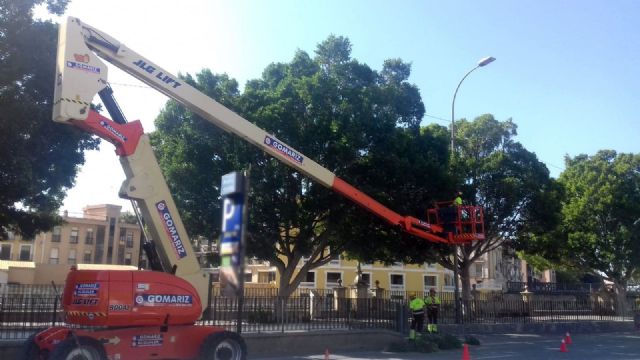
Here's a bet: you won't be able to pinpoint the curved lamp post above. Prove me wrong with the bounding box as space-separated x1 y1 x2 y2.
451 56 495 151
450 56 495 324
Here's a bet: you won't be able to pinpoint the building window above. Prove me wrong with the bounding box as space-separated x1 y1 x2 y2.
125 231 134 248
0 244 11 260
389 274 405 291
475 263 484 278
328 254 341 266
359 272 372 288
83 250 92 263
49 248 59 264
69 228 79 244
139 256 148 270
52 226 61 242
258 271 276 283
300 271 315 288
326 272 342 288
68 249 77 265
244 272 253 283
19 245 31 261
124 252 132 265
424 275 438 291
107 218 116 263
211 271 220 283
444 273 455 288
85 228 94 245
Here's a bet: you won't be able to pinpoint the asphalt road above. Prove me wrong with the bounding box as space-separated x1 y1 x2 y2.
253 332 640 360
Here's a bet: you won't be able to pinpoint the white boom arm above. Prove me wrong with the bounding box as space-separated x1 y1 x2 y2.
53 17 451 302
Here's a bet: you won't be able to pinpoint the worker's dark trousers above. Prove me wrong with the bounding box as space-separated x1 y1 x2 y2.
411 313 425 333
427 309 438 332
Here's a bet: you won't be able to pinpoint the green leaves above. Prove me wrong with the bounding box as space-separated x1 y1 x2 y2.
557 150 640 283
0 0 98 237
152 36 451 295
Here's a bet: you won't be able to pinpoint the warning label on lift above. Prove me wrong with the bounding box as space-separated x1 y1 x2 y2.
74 283 100 297
131 334 163 347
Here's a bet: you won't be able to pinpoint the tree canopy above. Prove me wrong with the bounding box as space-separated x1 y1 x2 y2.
0 0 99 238
152 36 452 296
442 114 558 299
557 151 640 288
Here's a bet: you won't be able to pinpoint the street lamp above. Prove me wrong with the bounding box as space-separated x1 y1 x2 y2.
450 56 495 324
451 56 495 151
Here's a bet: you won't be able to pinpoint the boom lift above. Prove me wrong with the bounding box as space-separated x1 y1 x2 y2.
27 17 484 360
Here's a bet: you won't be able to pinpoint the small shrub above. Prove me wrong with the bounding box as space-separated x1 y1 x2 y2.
465 335 481 346
434 334 462 350
415 337 439 353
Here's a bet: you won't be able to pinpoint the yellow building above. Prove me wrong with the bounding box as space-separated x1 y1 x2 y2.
235 252 456 296
292 256 455 295
240 251 513 296
0 204 144 284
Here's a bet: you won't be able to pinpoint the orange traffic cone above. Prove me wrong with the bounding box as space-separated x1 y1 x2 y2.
565 332 572 345
559 339 568 352
461 343 471 360
324 348 330 360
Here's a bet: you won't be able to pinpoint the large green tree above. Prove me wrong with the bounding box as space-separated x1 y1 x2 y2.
556 151 640 304
0 0 99 238
152 36 452 297
442 115 558 300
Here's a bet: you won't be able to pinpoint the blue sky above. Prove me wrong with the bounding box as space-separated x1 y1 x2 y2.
38 0 639 213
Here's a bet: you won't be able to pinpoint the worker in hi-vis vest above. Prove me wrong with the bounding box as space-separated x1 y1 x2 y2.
425 288 441 333
409 293 425 340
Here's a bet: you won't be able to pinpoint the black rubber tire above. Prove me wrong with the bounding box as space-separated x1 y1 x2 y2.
48 336 107 360
20 334 42 360
198 331 247 360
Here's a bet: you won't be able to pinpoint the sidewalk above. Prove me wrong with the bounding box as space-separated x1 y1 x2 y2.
253 332 640 360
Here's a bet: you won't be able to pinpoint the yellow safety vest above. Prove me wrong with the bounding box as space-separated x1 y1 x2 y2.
410 298 425 315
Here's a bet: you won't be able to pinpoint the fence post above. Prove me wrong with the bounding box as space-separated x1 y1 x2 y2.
52 296 58 327
281 297 285 333
394 302 408 334
347 298 351 330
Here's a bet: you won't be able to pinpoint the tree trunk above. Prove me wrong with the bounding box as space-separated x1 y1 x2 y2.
460 260 472 302
612 280 628 316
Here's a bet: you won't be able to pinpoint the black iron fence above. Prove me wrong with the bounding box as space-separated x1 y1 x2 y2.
1 286 638 340
506 281 593 294
201 296 403 333
437 298 636 325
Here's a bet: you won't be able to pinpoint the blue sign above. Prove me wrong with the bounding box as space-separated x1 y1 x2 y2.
264 136 304 164
220 172 247 295
132 334 163 347
66 61 101 74
74 283 100 297
155 201 188 259
134 294 192 306
221 197 243 267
